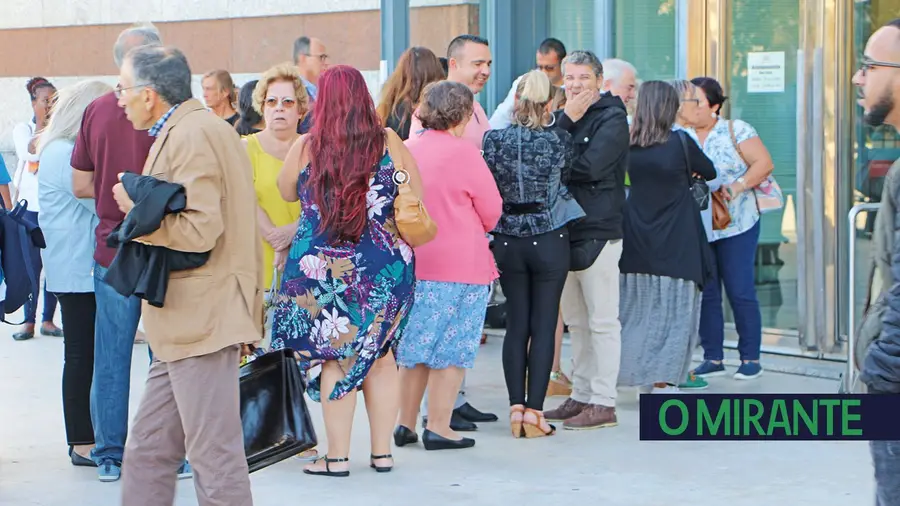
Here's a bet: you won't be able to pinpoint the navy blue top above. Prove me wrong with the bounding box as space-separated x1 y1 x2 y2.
483 125 584 237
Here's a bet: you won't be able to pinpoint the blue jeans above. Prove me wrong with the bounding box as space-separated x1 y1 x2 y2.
24 280 58 324
90 263 142 464
698 221 762 361
871 441 900 505
22 210 58 324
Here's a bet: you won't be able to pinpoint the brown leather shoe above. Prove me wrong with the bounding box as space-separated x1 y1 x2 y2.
542 398 587 422
563 404 618 431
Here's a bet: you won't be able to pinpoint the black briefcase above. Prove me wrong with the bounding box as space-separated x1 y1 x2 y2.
240 348 318 473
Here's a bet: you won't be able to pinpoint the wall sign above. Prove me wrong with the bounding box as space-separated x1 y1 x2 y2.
747 51 786 93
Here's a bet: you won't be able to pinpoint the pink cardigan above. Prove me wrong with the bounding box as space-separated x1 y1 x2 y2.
404 129 502 285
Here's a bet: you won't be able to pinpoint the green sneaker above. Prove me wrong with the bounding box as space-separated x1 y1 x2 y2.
678 373 709 390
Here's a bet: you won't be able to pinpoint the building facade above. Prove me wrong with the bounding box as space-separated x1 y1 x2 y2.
1 0 896 362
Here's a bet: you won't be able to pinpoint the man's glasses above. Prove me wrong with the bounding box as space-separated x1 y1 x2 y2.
859 57 900 76
307 53 329 63
265 97 298 108
115 83 149 98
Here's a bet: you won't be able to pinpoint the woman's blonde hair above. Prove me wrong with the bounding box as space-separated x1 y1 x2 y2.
252 63 310 116
38 80 111 154
513 70 552 129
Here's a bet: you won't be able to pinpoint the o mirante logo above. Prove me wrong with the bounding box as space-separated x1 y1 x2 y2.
639 394 898 441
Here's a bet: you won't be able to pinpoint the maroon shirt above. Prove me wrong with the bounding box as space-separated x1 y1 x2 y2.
71 91 155 267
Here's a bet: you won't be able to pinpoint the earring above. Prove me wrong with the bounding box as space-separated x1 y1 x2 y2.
711 112 717 119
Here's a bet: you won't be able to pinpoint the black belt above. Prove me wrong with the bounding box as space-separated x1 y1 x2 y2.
503 202 545 215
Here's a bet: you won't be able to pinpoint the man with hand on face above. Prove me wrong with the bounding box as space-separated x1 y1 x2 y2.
855 18 900 506
489 38 567 130
409 34 499 431
541 50 629 432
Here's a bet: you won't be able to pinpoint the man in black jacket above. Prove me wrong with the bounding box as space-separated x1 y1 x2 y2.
854 18 900 506
542 50 629 431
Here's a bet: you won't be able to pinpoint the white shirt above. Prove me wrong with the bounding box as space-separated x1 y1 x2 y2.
13 120 40 212
489 75 522 130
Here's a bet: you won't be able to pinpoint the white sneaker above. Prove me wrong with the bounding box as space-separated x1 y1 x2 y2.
651 385 681 394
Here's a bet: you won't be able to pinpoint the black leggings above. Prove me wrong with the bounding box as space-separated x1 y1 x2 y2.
56 292 96 446
493 228 570 410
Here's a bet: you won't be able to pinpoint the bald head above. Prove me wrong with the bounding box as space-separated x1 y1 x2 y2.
853 22 900 128
114 23 162 68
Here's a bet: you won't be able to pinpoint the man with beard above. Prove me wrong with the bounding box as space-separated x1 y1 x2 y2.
854 17 900 506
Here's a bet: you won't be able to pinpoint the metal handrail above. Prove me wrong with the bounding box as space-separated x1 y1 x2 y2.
845 202 881 392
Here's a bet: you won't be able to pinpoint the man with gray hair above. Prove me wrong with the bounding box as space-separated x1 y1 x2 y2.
293 35 329 133
601 58 638 108
113 45 259 504
71 22 194 483
542 50 629 431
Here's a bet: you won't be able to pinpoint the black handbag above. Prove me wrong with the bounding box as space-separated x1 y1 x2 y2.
677 131 710 211
240 347 318 473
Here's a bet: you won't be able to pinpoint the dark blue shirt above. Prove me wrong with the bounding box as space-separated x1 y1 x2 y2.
483 125 584 237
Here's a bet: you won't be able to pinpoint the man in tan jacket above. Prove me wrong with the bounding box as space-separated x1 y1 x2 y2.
112 45 261 505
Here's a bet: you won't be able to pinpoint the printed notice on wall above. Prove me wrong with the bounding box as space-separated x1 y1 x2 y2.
747 51 785 93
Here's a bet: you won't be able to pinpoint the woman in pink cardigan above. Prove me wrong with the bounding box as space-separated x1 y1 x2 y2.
393 81 502 451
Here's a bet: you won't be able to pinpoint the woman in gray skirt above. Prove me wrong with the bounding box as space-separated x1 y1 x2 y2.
617 81 717 393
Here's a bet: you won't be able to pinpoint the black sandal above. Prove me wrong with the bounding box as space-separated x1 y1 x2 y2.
369 453 393 473
303 456 350 478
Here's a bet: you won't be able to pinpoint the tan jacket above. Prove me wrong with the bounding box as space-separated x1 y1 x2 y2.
138 99 263 362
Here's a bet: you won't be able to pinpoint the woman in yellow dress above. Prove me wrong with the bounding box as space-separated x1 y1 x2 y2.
243 64 310 290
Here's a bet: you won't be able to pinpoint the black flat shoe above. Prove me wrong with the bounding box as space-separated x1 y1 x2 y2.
370 453 393 473
423 411 477 432
303 456 350 478
455 402 498 423
68 447 97 467
422 429 475 451
12 331 34 341
393 425 418 447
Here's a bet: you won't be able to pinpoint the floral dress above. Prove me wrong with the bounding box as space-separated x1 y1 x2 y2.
271 151 415 401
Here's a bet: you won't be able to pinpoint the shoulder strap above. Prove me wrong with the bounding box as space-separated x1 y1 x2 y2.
728 120 749 166
384 128 407 178
676 130 692 186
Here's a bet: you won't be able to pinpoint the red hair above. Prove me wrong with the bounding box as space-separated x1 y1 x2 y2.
306 65 385 243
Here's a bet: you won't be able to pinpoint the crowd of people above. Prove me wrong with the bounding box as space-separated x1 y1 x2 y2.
5 20 784 505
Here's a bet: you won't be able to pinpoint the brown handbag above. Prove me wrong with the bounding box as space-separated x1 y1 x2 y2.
384 130 437 248
711 189 732 230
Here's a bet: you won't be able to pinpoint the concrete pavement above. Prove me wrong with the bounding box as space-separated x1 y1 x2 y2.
0 320 874 506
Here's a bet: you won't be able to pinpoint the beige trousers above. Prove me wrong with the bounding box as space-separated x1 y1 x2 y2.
121 345 252 506
560 240 622 407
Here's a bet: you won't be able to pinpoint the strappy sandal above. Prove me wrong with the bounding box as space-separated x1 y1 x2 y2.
303 456 350 478
369 453 393 473
523 408 556 438
510 405 525 438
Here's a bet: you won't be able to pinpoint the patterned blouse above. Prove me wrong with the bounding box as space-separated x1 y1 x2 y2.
697 118 761 242
483 125 584 237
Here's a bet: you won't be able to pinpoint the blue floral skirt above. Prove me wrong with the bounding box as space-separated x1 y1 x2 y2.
396 280 490 369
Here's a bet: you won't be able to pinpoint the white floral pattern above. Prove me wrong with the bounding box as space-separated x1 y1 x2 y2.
299 255 327 280
697 118 761 242
321 307 351 340
367 175 388 219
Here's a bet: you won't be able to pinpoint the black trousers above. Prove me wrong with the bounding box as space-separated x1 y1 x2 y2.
55 292 96 446
493 228 570 410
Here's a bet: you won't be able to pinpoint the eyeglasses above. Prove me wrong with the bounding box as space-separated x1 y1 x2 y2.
859 57 900 76
306 53 329 63
681 98 700 104
264 97 298 108
115 83 149 98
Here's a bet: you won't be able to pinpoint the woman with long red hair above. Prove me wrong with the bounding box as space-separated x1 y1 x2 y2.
275 65 424 477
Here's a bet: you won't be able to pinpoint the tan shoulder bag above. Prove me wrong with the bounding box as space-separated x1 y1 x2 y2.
384 130 437 248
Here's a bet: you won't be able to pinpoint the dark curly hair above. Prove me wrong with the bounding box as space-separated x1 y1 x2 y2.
416 81 474 131
691 77 728 116
26 77 55 101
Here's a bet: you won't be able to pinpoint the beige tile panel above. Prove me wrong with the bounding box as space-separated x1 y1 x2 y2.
0 0 475 29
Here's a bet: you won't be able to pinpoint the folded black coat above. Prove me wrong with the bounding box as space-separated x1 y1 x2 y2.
104 173 210 307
